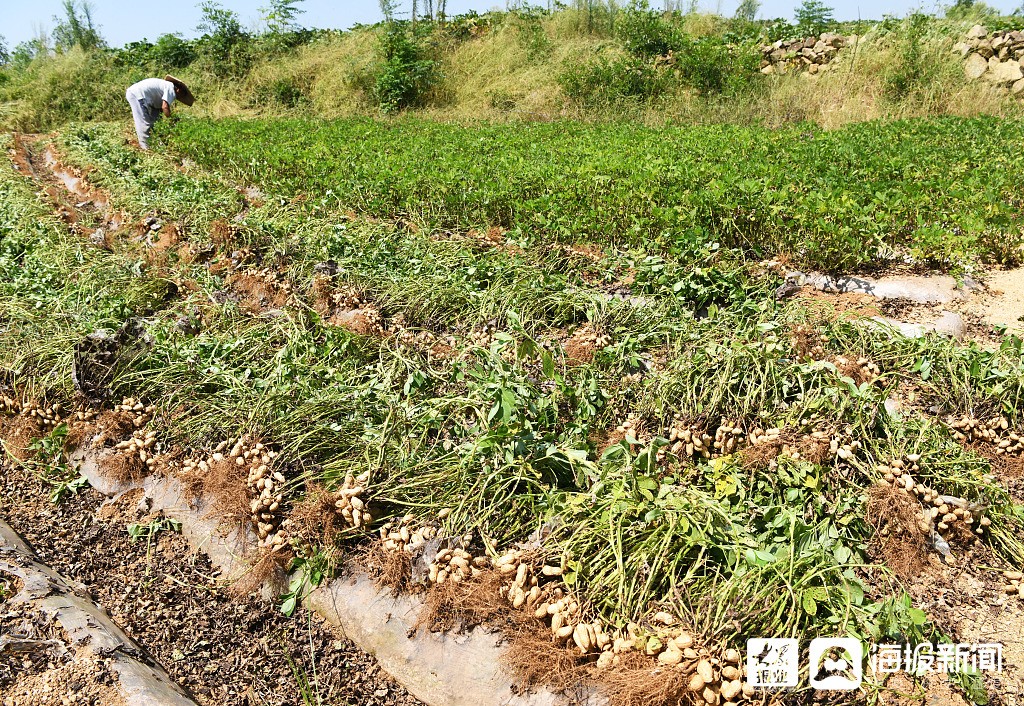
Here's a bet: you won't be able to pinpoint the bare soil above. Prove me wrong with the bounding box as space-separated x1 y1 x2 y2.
0 462 422 706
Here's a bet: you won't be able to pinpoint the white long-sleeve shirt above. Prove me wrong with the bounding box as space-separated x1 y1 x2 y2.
126 78 176 110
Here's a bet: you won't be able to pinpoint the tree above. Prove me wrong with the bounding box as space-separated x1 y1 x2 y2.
11 27 51 67
735 0 760 21
794 0 834 36
0 35 8 65
196 1 247 75
379 0 399 22
945 0 999 20
52 0 104 52
261 0 306 33
196 2 244 54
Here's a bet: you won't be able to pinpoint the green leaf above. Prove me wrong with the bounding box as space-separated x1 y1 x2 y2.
908 607 927 626
802 594 818 615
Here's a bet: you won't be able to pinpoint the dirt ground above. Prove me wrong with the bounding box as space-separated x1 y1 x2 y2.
966 268 1024 338
0 462 422 706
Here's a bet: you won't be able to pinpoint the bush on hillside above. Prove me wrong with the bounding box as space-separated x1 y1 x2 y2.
560 53 672 104
0 49 134 131
883 13 943 101
676 36 759 94
372 24 438 113
616 2 682 57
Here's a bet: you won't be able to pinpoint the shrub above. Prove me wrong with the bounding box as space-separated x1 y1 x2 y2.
675 36 759 95
883 13 940 101
372 24 438 113
559 53 671 104
616 2 682 57
151 34 198 69
194 1 252 77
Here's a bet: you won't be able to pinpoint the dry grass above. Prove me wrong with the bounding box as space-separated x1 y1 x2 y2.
288 483 347 552
69 410 134 449
738 440 782 471
100 447 146 486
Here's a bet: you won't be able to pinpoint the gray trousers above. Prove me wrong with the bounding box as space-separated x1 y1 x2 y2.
126 90 159 150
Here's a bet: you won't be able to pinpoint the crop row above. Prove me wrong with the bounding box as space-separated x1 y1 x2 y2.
160 115 1024 271
3 128 1024 693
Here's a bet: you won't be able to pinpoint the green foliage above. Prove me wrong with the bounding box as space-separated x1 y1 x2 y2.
9 36 49 70
166 115 1024 271
560 53 671 104
945 0 1000 21
195 1 250 77
675 35 758 94
150 34 199 68
262 0 307 33
372 24 438 113
616 2 681 57
127 517 182 542
734 0 760 22
883 13 941 102
0 35 9 65
794 0 835 36
115 34 198 71
52 0 105 52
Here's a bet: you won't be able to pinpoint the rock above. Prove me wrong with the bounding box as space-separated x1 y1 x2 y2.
965 52 989 79
800 272 970 304
761 64 775 75
813 40 827 52
977 41 995 59
992 35 1007 51
967 24 988 40
932 311 967 340
808 62 819 74
953 41 973 56
1012 78 1024 95
987 59 1024 86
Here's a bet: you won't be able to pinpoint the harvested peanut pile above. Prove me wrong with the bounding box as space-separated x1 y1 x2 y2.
0 462 422 706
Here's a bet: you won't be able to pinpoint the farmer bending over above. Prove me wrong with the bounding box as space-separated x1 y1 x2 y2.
125 75 194 150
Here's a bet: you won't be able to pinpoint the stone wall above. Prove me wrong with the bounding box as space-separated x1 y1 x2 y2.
759 32 850 75
956 24 1024 95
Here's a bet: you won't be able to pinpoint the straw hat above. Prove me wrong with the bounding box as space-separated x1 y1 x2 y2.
164 75 195 107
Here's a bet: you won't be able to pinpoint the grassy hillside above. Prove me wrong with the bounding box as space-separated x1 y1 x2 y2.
2 5 1023 131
